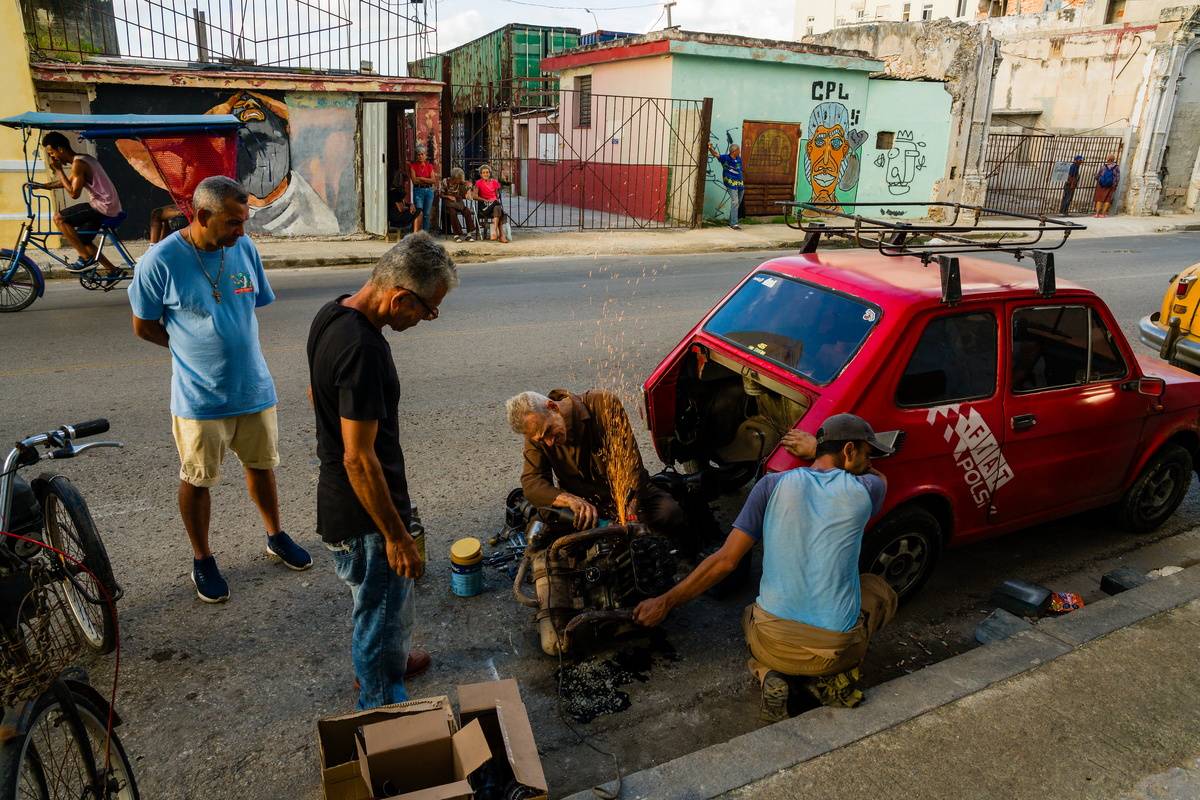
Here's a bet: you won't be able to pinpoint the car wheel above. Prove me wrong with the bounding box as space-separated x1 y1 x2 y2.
1118 444 1193 534
860 506 943 602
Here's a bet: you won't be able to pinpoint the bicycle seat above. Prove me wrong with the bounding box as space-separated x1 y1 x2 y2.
101 211 128 228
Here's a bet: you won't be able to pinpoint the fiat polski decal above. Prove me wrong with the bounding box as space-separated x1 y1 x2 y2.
927 405 1014 508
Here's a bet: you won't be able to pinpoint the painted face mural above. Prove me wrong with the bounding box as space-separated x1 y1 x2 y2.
209 91 292 206
804 102 865 209
874 130 927 196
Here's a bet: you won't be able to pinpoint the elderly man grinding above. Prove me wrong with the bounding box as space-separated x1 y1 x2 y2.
505 390 687 538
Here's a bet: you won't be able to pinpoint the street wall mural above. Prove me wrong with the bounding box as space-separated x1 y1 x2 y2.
90 85 358 238
801 99 867 209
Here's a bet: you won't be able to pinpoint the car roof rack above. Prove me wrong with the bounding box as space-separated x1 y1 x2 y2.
779 201 1086 305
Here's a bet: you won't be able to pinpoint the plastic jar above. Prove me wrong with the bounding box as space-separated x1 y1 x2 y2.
450 537 483 597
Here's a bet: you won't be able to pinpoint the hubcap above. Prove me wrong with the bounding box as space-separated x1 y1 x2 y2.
1139 460 1183 518
870 532 929 596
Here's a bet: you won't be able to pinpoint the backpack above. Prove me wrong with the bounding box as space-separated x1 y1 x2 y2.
1098 165 1117 188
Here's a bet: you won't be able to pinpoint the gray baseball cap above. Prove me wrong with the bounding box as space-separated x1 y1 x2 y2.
816 413 894 456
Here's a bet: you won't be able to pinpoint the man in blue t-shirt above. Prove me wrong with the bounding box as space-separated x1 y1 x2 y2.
635 413 899 721
129 176 311 604
708 142 744 229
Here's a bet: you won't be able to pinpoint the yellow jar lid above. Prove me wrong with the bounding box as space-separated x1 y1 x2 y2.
450 537 483 564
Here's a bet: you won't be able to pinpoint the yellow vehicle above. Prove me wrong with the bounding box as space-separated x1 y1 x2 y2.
1140 262 1200 371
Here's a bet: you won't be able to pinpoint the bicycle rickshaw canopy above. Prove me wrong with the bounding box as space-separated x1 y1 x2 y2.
0 112 244 220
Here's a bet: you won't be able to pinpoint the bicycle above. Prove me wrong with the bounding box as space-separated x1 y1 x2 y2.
0 419 139 799
0 183 136 314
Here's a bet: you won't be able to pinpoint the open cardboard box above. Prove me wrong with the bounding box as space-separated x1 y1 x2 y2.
318 681 548 800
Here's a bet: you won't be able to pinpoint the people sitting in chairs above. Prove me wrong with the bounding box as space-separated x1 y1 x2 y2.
33 131 124 278
472 164 508 244
441 168 476 242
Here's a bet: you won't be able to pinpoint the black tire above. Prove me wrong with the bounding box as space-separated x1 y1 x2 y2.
0 684 97 800
860 506 943 602
0 250 39 313
0 684 138 800
1118 444 1193 534
43 476 118 655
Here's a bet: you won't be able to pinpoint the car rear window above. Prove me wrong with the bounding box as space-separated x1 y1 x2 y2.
703 272 879 385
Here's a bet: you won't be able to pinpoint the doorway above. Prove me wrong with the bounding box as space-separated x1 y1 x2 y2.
362 99 417 236
1161 51 1200 212
741 121 801 216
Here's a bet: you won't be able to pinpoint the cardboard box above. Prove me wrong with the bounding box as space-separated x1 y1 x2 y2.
457 680 549 800
318 697 458 800
318 681 548 800
356 711 490 800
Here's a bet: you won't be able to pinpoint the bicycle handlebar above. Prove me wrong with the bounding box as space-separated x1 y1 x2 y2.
67 419 109 439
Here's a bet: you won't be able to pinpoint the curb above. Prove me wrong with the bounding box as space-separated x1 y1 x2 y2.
564 564 1200 800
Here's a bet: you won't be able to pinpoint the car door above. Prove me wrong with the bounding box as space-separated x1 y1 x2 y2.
874 306 1005 538
994 300 1148 525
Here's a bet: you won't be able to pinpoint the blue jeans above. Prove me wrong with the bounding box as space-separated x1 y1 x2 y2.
412 187 435 228
727 187 744 227
326 533 414 710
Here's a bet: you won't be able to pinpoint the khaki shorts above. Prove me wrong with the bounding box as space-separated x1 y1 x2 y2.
172 407 280 488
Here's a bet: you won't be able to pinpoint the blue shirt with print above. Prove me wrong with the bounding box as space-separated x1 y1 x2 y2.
718 153 744 189
734 468 885 632
128 231 277 420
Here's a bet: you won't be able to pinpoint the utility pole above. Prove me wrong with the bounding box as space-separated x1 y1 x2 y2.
664 1 676 27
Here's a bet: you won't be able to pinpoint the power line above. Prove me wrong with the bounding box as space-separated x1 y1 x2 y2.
496 0 660 10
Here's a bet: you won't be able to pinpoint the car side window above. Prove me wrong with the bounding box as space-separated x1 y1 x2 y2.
896 311 998 407
1011 305 1128 393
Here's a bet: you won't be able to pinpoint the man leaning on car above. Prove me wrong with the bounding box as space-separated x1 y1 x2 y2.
634 413 898 722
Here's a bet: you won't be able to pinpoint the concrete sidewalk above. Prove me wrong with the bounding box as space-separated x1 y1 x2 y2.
62 211 1200 275
567 565 1200 800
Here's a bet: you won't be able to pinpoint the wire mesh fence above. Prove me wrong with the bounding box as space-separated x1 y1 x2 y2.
21 0 436 76
984 133 1124 217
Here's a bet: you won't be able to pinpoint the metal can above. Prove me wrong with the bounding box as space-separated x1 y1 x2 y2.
450 537 483 597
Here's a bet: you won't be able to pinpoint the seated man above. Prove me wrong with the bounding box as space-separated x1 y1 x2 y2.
388 172 422 235
505 389 685 538
34 132 123 276
634 413 898 722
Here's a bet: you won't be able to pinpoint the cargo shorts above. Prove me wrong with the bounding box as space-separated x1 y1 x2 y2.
172 406 280 488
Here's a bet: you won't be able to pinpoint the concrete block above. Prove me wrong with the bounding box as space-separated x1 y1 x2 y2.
1100 566 1150 595
974 608 1036 644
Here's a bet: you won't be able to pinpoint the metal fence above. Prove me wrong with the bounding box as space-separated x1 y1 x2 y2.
21 0 436 76
984 133 1124 216
443 86 711 230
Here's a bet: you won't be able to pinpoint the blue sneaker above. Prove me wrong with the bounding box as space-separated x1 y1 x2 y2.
265 531 312 571
192 555 229 603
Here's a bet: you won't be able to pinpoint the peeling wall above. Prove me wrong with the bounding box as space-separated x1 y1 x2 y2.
804 20 998 207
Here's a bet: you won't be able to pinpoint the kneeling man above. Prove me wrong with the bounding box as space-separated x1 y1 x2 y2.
634 413 899 721
506 389 685 536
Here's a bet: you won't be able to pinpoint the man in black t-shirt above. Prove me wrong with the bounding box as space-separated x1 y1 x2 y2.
306 231 458 710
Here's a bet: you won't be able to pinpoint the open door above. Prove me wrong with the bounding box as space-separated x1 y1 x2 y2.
362 100 387 235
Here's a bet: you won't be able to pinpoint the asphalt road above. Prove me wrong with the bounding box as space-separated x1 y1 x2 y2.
3 232 1200 799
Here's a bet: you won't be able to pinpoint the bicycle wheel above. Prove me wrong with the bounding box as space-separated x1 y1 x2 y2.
43 477 118 655
0 684 97 800
0 250 39 313
72 691 139 800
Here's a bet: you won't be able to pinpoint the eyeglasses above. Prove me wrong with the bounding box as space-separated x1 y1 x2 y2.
401 288 439 319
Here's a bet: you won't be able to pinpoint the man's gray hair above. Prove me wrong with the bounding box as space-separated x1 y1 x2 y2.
506 391 551 434
193 175 249 213
370 231 459 296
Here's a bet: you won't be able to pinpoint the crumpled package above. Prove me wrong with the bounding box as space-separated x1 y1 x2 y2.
1048 591 1085 613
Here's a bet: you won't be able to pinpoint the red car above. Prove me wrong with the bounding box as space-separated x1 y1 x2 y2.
642 215 1200 600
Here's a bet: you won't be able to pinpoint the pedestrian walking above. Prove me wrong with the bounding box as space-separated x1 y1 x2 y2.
408 145 438 234
635 413 898 721
709 142 744 230
129 176 311 604
1094 155 1120 217
306 232 458 710
1059 154 1083 216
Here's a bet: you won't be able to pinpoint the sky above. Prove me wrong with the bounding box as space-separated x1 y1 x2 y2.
434 0 798 53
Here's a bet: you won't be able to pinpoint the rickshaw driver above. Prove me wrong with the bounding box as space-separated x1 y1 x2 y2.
33 131 124 277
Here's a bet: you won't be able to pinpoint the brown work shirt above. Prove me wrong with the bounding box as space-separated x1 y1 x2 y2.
520 388 648 511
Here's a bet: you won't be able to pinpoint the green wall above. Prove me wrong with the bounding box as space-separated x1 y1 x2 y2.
670 54 951 222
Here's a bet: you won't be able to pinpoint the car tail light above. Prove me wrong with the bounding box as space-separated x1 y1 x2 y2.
1176 275 1196 298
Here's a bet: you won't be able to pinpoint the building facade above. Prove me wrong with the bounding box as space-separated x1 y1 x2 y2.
540 29 957 222
795 0 975 37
